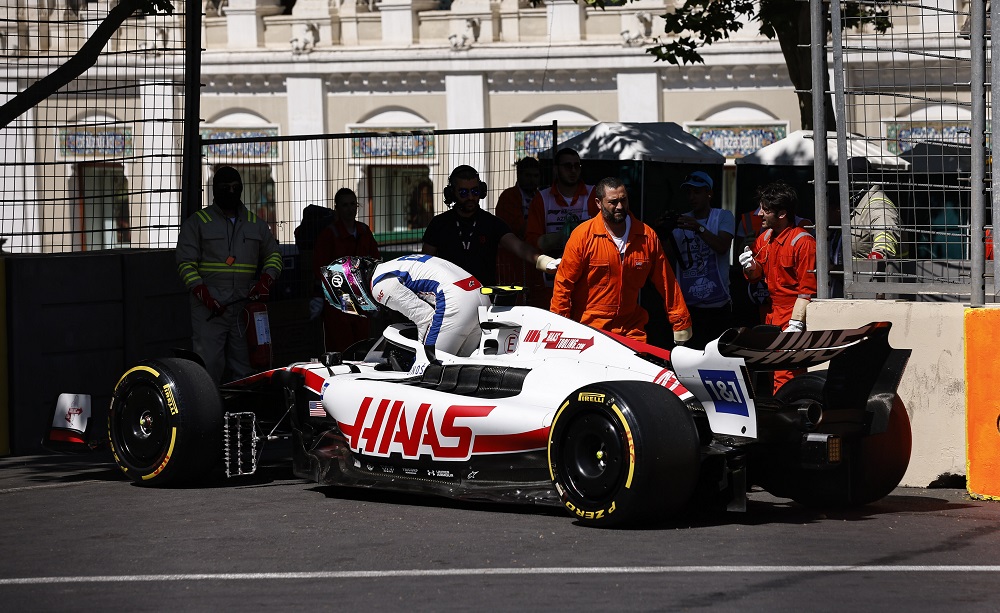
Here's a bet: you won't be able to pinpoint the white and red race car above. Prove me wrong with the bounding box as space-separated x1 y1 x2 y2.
68 289 912 527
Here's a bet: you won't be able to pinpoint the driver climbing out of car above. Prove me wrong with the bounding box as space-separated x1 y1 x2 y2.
321 254 492 362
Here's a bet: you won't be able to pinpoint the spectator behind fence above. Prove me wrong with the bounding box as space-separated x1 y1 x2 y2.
313 188 380 353
666 171 735 349
176 165 283 384
524 148 597 308
552 176 692 345
422 164 559 287
847 157 901 260
738 180 816 393
408 179 435 229
495 156 542 296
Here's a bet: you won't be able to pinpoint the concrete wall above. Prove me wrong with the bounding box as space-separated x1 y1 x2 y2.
809 299 967 487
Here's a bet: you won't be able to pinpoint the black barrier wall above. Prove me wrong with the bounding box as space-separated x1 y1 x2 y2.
3 250 191 454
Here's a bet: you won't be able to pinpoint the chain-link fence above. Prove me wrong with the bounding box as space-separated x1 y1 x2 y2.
828 0 993 302
0 0 190 253
198 123 558 257
2 0 998 304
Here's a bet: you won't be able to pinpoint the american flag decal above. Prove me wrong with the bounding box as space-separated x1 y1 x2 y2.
309 401 326 417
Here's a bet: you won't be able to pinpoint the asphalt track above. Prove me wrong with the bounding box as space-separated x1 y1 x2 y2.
2 447 999 612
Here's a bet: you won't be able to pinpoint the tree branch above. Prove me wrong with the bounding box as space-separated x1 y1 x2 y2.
0 0 174 130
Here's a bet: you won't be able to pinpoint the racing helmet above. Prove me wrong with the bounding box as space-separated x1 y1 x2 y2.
320 256 381 317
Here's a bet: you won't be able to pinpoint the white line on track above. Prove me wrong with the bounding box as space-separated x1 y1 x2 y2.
3 566 1000 585
0 480 116 495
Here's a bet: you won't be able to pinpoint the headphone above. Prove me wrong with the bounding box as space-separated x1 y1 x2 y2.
443 165 488 205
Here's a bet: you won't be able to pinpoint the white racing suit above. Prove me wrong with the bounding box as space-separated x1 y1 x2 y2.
371 254 491 357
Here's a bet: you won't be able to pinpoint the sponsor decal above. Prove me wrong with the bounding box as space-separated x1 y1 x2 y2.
377 289 384 302
564 500 616 520
525 330 594 352
402 467 419 475
698 369 750 416
338 397 496 461
467 470 479 479
427 469 454 478
653 368 684 393
162 384 179 416
330 273 344 288
578 392 605 403
454 276 482 292
65 406 83 423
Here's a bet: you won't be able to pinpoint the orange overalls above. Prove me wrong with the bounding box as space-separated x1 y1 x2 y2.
751 226 817 392
552 214 691 342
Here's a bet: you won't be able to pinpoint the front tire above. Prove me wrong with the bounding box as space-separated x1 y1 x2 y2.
108 358 223 486
547 381 700 527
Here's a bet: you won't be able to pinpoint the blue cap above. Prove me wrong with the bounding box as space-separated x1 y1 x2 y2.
681 171 713 190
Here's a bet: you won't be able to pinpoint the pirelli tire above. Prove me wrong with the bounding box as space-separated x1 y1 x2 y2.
547 381 701 527
108 358 223 486
774 372 912 508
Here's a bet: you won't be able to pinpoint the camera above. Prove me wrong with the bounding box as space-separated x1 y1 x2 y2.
654 209 682 233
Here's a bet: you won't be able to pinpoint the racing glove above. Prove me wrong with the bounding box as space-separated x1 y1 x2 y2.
784 319 805 333
738 246 758 272
192 284 225 316
673 326 693 345
535 255 561 272
249 273 274 302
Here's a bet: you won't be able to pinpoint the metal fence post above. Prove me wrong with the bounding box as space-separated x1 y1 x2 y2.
969 0 988 306
812 0 830 299
182 0 204 221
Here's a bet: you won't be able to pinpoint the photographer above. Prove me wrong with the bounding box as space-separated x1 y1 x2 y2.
663 172 735 349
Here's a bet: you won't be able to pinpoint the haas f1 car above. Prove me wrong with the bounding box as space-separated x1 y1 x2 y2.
60 289 911 527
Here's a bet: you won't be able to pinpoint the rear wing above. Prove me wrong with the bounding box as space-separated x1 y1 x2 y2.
718 322 910 434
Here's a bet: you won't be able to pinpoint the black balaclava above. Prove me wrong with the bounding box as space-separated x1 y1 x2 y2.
213 166 243 212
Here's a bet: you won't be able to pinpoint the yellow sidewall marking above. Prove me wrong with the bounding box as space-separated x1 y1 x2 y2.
609 403 635 489
547 400 571 481
141 427 177 480
115 365 161 391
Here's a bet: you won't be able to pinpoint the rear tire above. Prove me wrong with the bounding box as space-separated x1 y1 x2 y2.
108 358 223 486
548 381 700 527
773 372 911 507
